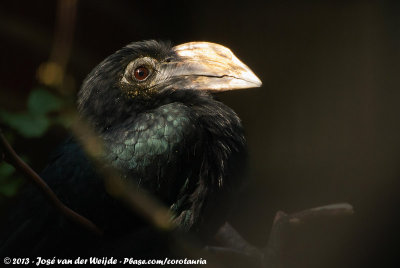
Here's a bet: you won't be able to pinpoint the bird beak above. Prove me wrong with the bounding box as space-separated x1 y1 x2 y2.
163 42 262 92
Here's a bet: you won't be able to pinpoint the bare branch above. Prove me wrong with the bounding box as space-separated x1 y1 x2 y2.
209 203 354 268
0 129 103 236
263 203 354 268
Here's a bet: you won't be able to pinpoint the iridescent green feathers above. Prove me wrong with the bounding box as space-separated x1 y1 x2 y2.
105 103 196 173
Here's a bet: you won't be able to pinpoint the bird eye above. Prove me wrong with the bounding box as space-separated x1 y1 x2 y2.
133 66 150 81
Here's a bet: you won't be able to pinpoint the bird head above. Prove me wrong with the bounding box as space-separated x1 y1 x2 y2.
78 40 262 130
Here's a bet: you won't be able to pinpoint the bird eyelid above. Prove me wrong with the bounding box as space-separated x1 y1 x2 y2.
123 57 158 84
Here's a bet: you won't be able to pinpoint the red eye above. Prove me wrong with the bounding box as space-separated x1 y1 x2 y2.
133 66 150 81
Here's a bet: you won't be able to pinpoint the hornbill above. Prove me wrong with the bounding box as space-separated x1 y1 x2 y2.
0 40 261 257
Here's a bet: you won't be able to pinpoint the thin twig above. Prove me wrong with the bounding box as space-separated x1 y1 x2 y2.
0 129 103 236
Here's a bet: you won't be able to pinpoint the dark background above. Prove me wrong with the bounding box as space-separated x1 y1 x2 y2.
1 1 400 267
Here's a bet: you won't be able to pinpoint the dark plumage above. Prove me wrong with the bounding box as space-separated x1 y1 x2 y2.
0 40 261 257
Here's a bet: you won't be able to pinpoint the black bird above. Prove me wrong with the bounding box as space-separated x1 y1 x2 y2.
0 40 261 257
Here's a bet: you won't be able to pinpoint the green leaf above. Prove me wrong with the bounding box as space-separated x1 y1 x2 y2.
51 112 74 128
28 88 63 115
0 112 50 138
0 162 15 179
0 163 22 197
0 177 23 197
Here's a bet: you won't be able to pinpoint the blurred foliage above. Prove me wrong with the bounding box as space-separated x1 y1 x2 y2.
0 88 65 138
0 162 20 197
0 88 70 198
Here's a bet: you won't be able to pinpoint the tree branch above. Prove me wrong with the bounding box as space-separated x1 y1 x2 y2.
0 129 103 236
209 203 354 268
264 203 353 267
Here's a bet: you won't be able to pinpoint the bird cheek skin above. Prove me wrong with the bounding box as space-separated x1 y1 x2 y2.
119 82 158 100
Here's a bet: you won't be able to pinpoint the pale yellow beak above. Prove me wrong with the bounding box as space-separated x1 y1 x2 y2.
161 42 262 92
